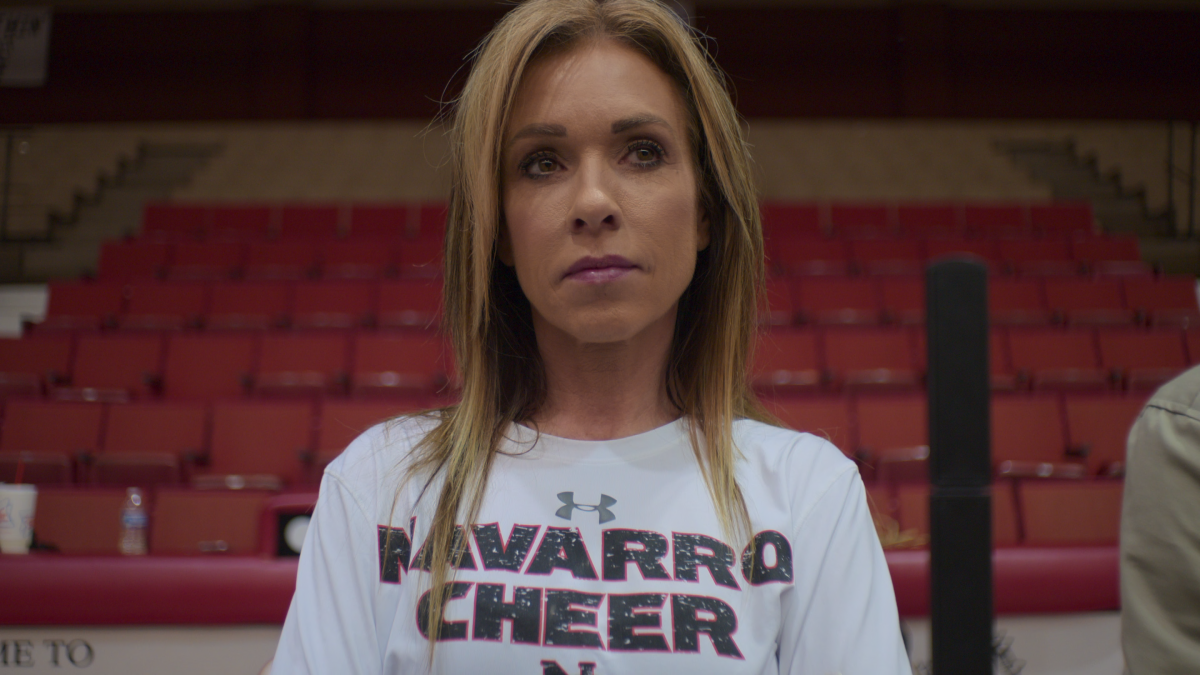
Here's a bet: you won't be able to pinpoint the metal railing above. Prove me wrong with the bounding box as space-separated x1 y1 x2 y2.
1166 120 1197 238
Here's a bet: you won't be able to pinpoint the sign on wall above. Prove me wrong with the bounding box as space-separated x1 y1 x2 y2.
0 8 51 87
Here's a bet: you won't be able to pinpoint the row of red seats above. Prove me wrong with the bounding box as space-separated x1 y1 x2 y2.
141 202 446 241
763 391 1144 477
4 325 1192 403
765 234 1146 277
0 398 433 487
39 279 441 331
0 330 454 400
763 274 1198 327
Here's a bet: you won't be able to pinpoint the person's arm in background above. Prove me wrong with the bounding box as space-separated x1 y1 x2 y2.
1121 364 1200 674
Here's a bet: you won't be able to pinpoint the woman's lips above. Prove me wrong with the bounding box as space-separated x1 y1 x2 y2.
563 255 638 283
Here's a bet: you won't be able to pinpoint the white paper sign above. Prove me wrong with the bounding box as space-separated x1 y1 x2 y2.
0 8 51 87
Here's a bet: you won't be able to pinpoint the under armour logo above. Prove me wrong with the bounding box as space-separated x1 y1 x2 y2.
555 492 616 524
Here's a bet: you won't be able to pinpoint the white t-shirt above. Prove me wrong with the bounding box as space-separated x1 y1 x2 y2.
273 416 912 675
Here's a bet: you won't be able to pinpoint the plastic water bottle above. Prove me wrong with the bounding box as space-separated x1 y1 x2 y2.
119 487 148 556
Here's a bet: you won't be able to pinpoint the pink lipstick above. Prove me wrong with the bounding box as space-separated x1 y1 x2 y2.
563 255 638 283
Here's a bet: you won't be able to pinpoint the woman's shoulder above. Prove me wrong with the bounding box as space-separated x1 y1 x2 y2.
733 418 858 489
322 411 441 502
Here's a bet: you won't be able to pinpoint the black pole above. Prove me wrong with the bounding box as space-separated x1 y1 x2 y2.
1 131 12 242
927 259 992 675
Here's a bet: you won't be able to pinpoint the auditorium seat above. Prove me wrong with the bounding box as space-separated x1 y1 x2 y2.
829 203 891 237
0 400 104 484
1064 396 1146 476
209 205 273 240
142 203 207 240
796 278 882 325
32 488 128 554
1098 330 1188 389
992 395 1071 466
1188 330 1200 364
279 204 341 239
243 240 320 281
963 204 1027 236
207 282 291 330
1018 480 1123 545
168 241 244 281
40 282 125 330
760 396 853 453
0 336 71 397
352 332 449 395
761 203 823 238
823 328 919 389
96 403 205 487
891 483 1019 547
151 489 270 555
163 334 255 399
1008 328 1108 390
348 204 407 239
759 279 797 326
97 241 169 281
120 283 208 330
989 278 1052 326
1071 235 1141 266
770 238 850 277
204 401 316 486
896 203 959 237
851 239 923 276
396 238 443 277
879 276 923 325
1124 275 1199 327
751 329 822 392
317 399 428 467
855 395 927 482
998 239 1079 276
59 334 165 401
1029 203 1094 235
255 332 350 396
1044 279 1135 326
321 239 396 279
292 281 375 329
377 279 442 330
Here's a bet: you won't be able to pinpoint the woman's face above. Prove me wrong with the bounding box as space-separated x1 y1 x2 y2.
500 38 708 347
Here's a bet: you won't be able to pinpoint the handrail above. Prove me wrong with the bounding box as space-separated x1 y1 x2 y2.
1166 120 1198 238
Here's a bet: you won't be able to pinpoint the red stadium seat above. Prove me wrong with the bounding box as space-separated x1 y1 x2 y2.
760 396 853 453
989 278 1052 325
761 203 823 238
352 332 449 395
1097 330 1188 389
751 329 822 392
151 489 270 555
1188 330 1200 364
795 278 882 325
61 334 165 401
991 395 1070 465
891 483 1020 546
415 202 448 237
1029 203 1095 235
1072 235 1141 264
1008 328 1108 390
855 395 927 481
348 204 407 239
292 281 375 329
829 203 891 237
168 241 245 281
96 403 205 486
850 239 923 276
998 239 1079 276
97 241 169 281
896 203 959 237
279 204 342 239
1044 279 1136 326
163 334 255 399
879 276 924 325
207 282 291 330
209 205 273 239
244 240 320 281
0 336 71 397
1064 396 1146 476
1018 480 1122 545
769 238 850 277
142 203 207 240
33 488 129 554
963 204 1027 235
759 279 797 326
120 283 208 330
377 279 442 329
321 239 397 279
255 332 350 396
1123 275 1199 327
823 328 920 389
40 282 125 331
205 400 315 486
396 238 443 277
0 400 104 484
317 399 429 466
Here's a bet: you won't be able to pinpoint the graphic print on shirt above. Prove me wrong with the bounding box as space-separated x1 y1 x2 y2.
376 517 796 665
555 492 617 524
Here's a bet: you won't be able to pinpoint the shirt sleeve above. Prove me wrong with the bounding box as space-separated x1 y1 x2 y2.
777 465 912 675
273 472 383 675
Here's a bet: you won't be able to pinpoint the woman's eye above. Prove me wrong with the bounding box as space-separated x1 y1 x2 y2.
519 152 559 178
628 141 665 167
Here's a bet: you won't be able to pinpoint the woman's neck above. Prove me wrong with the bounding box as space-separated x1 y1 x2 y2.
529 310 679 441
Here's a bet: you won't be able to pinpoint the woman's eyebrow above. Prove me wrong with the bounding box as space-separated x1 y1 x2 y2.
508 122 567 146
611 113 671 134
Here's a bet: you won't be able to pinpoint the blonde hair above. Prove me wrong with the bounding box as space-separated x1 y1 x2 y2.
405 0 768 655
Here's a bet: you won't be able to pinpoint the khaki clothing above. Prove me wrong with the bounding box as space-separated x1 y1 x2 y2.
1122 364 1200 674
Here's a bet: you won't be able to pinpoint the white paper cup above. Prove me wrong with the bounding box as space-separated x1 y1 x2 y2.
0 484 37 554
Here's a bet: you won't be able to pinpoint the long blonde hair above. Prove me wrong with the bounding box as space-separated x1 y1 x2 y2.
406 0 768 652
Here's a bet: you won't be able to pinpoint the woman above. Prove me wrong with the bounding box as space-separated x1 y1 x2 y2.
274 1 910 673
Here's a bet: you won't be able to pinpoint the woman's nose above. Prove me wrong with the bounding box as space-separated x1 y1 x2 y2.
570 156 619 233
